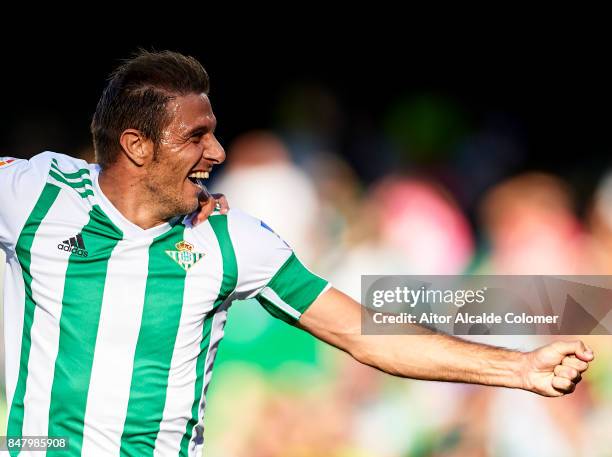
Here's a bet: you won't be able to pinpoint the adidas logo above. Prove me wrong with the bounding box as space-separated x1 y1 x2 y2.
57 234 89 257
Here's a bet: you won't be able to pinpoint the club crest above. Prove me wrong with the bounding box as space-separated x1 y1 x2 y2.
165 240 205 271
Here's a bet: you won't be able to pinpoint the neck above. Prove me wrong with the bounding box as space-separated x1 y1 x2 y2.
98 166 166 230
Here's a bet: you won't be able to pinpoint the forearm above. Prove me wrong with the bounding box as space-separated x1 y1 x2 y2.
299 288 526 388
349 330 526 388
300 287 592 396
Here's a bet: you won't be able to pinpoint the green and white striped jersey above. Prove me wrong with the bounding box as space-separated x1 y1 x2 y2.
0 152 329 457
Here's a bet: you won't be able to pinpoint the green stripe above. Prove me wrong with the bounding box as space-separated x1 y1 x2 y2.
48 171 94 199
49 169 94 189
119 224 188 457
47 205 123 456
50 162 91 180
256 253 327 324
7 183 61 456
179 214 237 456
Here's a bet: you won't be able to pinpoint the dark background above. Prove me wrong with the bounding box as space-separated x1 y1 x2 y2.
2 36 610 209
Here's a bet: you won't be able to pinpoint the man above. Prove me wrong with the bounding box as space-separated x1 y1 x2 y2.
0 51 593 457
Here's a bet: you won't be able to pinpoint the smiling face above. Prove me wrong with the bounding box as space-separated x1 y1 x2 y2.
144 92 225 220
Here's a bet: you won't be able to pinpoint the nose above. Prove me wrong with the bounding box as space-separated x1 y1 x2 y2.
204 134 226 165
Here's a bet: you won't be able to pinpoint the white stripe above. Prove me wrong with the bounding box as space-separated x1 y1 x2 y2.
3 254 26 410
190 302 230 457
21 190 90 438
259 286 302 320
153 224 224 456
81 237 151 456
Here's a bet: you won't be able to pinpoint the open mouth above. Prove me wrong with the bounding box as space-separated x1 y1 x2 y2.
187 171 211 198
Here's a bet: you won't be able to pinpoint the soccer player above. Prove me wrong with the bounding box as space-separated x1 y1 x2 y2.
0 51 594 457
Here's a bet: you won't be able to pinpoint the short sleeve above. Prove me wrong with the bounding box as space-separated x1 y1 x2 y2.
0 153 53 252
227 209 330 324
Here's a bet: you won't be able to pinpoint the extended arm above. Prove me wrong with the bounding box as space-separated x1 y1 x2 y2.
298 287 593 397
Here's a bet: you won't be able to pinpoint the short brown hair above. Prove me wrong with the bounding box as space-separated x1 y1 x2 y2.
91 50 210 168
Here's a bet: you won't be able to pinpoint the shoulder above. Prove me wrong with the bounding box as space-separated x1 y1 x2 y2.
0 152 60 190
198 209 260 240
225 208 261 229
0 151 53 173
190 209 287 249
224 209 284 241
2 152 98 205
0 151 92 175
200 208 262 232
0 152 88 248
47 152 95 174
223 208 291 256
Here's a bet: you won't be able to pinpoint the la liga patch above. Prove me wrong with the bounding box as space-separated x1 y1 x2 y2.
0 158 18 168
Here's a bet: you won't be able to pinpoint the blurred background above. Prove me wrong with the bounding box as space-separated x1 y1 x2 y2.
1 35 612 456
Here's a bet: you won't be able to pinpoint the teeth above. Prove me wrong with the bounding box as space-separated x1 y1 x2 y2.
189 171 210 179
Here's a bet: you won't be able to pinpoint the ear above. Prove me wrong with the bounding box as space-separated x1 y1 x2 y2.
119 129 154 166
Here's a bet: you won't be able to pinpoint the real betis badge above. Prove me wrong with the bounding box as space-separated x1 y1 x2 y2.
165 240 205 271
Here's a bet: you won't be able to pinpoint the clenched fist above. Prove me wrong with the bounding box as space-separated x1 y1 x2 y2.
521 340 594 397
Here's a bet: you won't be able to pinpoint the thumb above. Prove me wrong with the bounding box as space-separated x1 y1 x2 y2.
192 196 215 226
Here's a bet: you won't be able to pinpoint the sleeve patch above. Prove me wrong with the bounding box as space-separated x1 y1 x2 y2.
0 158 19 168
